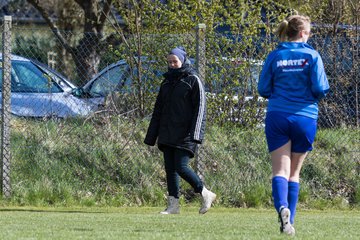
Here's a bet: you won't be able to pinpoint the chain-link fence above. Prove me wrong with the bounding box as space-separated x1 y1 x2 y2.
1 17 359 207
1 16 12 198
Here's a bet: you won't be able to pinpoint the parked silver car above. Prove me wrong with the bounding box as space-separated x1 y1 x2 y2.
72 58 163 107
72 57 264 120
0 54 96 118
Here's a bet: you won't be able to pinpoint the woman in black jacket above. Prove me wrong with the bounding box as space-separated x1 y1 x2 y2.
144 47 216 214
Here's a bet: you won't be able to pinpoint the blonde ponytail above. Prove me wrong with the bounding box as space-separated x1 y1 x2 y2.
276 15 311 42
276 20 289 42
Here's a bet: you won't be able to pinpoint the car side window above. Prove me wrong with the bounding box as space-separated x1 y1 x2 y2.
11 61 62 93
89 65 127 97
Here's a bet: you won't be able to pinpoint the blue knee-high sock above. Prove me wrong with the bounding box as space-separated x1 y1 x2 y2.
288 181 300 224
272 176 288 213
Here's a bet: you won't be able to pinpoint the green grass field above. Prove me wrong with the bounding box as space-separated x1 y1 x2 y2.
0 207 359 239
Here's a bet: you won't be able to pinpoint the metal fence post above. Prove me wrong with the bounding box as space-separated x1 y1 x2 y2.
2 15 12 198
196 23 206 81
195 23 206 182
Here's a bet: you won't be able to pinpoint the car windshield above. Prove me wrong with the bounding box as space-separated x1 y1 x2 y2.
0 61 63 93
87 63 162 97
32 60 76 91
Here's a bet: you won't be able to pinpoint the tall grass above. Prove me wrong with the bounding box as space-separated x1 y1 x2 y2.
2 117 359 209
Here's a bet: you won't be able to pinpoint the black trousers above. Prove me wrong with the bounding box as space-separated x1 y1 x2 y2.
162 146 203 198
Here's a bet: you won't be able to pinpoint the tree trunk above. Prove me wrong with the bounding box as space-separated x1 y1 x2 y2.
73 33 102 84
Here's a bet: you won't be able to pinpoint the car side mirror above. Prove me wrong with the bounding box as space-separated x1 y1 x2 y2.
72 87 86 98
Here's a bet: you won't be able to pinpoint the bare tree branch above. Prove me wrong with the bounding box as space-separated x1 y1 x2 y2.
99 0 113 28
73 0 111 34
106 5 130 50
26 0 73 53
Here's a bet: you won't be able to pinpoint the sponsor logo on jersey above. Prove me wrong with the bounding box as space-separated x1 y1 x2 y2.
277 59 309 68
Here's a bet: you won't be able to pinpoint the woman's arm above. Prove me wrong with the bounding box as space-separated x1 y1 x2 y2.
190 75 206 143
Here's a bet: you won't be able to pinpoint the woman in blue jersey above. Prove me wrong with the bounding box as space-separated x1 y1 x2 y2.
258 15 329 235
144 47 216 215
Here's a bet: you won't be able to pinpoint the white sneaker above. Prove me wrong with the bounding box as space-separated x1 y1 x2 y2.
199 187 216 214
160 196 180 214
279 207 295 236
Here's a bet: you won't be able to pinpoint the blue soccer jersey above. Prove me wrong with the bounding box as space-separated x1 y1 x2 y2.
258 42 330 119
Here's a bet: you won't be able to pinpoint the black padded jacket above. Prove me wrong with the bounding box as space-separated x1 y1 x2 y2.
144 64 206 158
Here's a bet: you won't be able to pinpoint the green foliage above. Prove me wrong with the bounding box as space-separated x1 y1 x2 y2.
12 33 54 63
354 184 360 206
302 128 360 205
2 0 358 211
243 184 271 208
109 0 286 118
4 117 359 210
